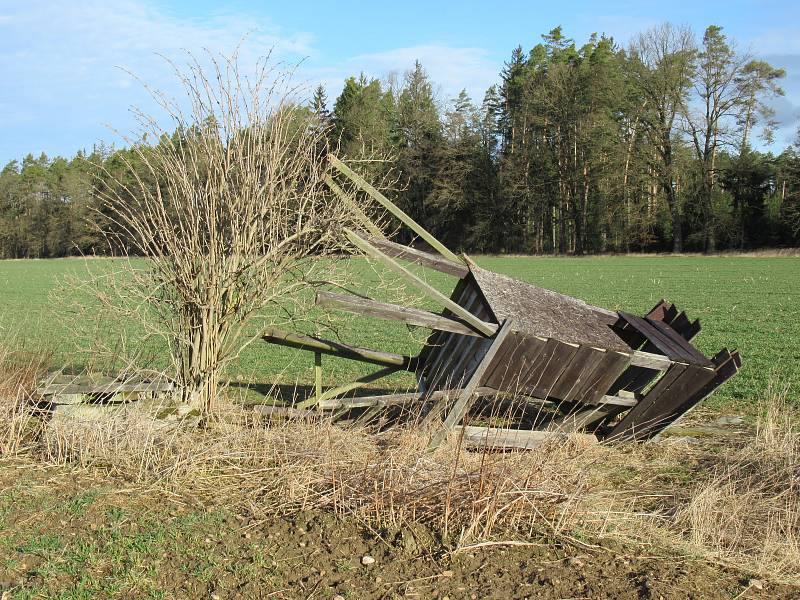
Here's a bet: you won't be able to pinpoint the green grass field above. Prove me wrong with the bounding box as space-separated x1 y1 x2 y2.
1 255 798 408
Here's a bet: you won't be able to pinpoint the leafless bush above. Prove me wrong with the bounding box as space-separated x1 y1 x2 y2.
88 48 381 412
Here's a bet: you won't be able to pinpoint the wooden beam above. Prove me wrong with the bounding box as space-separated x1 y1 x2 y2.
38 376 174 397
455 425 597 450
329 154 464 264
316 291 495 337
263 327 417 371
344 229 497 337
323 175 385 239
428 320 516 449
253 405 320 419
319 386 498 410
597 394 637 407
366 236 469 278
629 350 674 371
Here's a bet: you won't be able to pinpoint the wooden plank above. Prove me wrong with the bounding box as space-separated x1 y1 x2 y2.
253 405 320 419
38 377 174 396
455 425 597 450
617 312 688 361
484 334 547 391
652 349 740 438
607 364 717 441
599 393 638 407
329 154 464 264
550 406 619 433
630 351 673 370
263 327 416 370
572 351 631 405
320 386 501 410
323 175 384 238
366 236 469 278
428 320 516 449
345 229 497 336
605 363 689 441
516 338 579 399
682 319 701 341
422 334 491 426
551 346 608 402
316 291 492 337
647 318 712 366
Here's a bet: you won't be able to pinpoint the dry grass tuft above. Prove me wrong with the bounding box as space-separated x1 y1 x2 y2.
670 384 800 580
4 361 798 584
0 343 48 455
40 406 612 546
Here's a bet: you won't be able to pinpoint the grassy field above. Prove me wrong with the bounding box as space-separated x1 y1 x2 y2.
1 255 798 408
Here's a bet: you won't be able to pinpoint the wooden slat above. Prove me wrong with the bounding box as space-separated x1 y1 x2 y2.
38 377 174 396
317 292 490 337
321 386 503 410
605 363 689 441
650 349 741 439
323 175 384 238
263 327 416 370
366 237 469 278
455 425 597 450
428 320 516 449
647 318 712 366
329 154 464 264
345 229 497 336
618 312 690 361
483 333 547 391
517 338 579 399
630 351 673 370
298 365 399 409
550 405 619 433
573 351 631 405
552 346 608 402
253 405 320 419
316 291 492 337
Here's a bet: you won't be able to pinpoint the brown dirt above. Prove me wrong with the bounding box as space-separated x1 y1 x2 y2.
1 459 796 600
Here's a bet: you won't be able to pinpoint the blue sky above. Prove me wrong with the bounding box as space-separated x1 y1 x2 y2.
1 0 798 164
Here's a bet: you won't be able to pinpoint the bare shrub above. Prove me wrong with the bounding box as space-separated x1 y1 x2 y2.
89 49 378 412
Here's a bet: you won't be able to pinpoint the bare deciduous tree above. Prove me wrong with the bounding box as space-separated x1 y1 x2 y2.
93 50 379 413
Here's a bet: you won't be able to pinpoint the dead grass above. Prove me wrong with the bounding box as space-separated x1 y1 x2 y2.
0 342 48 455
670 384 800 579
1 344 798 585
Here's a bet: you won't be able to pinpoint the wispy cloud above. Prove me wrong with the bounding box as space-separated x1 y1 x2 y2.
0 0 315 160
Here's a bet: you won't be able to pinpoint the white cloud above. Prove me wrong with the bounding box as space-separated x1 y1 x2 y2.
0 0 316 159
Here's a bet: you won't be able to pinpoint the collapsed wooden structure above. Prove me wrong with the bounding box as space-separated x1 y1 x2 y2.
262 156 741 449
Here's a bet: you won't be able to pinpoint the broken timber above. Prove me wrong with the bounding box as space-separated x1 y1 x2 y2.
258 155 741 449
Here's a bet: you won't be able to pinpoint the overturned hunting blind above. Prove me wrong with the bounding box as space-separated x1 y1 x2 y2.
262 155 741 450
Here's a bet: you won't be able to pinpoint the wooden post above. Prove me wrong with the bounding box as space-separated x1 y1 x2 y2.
329 154 464 265
344 229 497 337
324 175 385 239
314 351 323 402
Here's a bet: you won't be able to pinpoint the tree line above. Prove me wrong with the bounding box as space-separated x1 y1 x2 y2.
1 23 798 259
